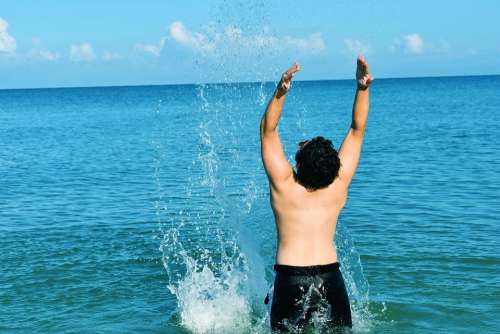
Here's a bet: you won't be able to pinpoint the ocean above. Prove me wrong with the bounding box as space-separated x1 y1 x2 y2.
1 76 499 333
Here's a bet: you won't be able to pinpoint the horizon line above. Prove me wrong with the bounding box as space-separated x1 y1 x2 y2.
1 73 499 92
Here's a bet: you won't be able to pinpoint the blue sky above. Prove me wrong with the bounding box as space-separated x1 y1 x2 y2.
0 0 499 89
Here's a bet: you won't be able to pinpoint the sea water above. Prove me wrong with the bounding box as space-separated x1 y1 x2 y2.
1 75 499 333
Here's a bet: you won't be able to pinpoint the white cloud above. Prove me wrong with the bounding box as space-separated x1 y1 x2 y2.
403 33 424 54
344 39 370 56
70 42 95 62
283 33 326 54
102 51 122 61
133 21 326 58
390 33 426 54
134 38 165 57
169 21 215 54
28 49 60 61
168 21 326 55
0 18 16 54
27 38 60 61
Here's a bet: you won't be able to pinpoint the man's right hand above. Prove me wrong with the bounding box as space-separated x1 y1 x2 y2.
356 56 373 90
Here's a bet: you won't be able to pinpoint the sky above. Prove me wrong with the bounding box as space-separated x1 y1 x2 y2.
0 0 499 89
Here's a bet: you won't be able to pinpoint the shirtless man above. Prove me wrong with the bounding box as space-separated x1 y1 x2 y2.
260 56 373 332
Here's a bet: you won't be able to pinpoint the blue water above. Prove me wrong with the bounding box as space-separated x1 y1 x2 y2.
1 76 499 333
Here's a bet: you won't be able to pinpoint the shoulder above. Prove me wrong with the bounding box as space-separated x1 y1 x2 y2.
269 173 297 196
325 178 349 206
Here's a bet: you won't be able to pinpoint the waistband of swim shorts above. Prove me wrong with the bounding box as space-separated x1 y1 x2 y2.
273 262 340 276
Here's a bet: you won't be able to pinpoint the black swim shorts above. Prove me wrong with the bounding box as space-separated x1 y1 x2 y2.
267 262 352 333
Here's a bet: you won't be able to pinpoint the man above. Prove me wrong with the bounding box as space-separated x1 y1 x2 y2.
260 56 373 332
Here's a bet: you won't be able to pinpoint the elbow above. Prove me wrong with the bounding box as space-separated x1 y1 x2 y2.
350 122 367 135
260 119 266 135
260 118 276 135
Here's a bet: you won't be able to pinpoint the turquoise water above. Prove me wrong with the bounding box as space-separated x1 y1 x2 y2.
1 76 499 333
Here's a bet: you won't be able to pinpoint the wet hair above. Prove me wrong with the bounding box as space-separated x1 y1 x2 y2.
294 136 341 191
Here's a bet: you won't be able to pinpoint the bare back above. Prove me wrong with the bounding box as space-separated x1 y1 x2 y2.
270 175 348 265
260 58 372 267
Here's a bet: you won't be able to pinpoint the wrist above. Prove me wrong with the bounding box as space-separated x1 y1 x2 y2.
275 83 287 98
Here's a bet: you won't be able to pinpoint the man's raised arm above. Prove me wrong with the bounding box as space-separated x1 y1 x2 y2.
260 63 300 189
338 56 373 186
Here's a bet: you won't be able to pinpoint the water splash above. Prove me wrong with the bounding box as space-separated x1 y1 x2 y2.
151 80 257 333
337 222 375 333
153 89 378 333
170 258 252 333
151 2 377 332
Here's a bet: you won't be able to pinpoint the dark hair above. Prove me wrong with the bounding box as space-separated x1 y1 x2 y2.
294 136 341 190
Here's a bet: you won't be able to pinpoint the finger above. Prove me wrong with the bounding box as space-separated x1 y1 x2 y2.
284 63 300 79
362 75 373 87
362 58 370 74
357 56 365 66
357 56 369 71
